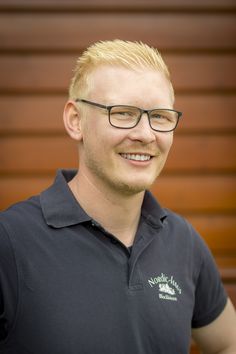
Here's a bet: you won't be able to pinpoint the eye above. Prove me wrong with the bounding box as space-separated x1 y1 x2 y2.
151 110 175 123
110 107 138 119
151 113 162 119
151 113 168 122
117 111 132 117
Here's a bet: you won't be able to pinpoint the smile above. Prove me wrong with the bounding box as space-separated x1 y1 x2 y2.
120 153 152 161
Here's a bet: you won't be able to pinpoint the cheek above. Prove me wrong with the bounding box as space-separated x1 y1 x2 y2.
82 128 108 158
157 133 173 154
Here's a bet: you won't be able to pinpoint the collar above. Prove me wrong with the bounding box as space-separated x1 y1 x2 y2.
40 169 91 228
40 169 168 229
141 190 167 228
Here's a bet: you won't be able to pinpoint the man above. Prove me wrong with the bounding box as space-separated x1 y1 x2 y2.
0 40 235 353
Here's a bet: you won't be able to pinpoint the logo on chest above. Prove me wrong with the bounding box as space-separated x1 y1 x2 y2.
147 273 182 301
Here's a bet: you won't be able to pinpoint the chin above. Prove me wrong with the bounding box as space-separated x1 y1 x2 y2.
112 177 156 196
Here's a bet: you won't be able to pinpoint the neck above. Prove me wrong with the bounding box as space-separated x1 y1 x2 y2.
68 171 145 247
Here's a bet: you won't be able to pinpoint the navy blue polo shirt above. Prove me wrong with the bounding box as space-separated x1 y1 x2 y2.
0 170 227 354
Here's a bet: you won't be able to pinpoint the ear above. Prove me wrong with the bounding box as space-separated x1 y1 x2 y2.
63 100 83 141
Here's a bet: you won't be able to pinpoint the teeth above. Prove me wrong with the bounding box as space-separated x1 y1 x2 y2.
121 153 151 161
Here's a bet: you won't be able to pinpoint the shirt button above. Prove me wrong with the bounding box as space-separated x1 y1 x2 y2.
91 220 98 227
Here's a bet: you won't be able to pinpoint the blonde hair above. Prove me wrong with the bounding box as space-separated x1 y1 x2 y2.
69 39 174 100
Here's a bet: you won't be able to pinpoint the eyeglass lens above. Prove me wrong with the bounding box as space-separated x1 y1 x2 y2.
109 106 178 131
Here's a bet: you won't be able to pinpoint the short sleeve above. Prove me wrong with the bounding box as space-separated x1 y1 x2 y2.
191 231 227 328
0 222 18 341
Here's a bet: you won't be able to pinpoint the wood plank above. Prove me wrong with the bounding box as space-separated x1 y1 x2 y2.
190 343 200 354
0 54 235 93
0 136 77 173
0 95 66 134
184 215 236 254
220 268 236 282
151 175 236 213
0 0 235 11
0 174 235 274
217 257 236 269
209 257 236 269
1 94 235 134
0 175 235 213
167 54 236 92
0 135 78 173
0 175 54 211
167 135 236 172
1 13 235 51
0 54 76 94
1 135 235 173
0 176 235 252
176 94 236 133
0 55 74 93
225 284 236 308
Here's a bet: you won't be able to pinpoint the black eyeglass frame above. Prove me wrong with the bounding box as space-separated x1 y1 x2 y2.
75 98 182 133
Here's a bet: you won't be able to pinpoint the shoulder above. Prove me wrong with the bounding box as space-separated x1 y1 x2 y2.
0 196 45 252
0 196 42 230
162 208 220 279
163 208 206 249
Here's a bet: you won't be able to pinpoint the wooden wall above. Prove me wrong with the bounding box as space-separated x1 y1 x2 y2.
0 1 235 352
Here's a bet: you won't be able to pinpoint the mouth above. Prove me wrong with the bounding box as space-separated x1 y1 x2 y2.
119 153 152 162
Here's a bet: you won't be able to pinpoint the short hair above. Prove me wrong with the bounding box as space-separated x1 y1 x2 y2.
69 39 174 101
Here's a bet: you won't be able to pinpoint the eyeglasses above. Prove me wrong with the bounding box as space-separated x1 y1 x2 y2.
75 98 182 132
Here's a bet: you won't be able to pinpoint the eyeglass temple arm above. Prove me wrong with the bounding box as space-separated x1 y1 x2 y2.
75 99 108 110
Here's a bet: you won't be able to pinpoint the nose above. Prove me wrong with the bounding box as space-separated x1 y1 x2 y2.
128 112 156 143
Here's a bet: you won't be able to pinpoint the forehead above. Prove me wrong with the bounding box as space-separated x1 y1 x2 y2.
87 65 173 107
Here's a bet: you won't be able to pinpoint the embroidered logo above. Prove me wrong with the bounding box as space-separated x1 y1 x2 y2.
148 273 182 301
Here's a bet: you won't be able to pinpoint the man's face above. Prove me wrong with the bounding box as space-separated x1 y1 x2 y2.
78 65 174 196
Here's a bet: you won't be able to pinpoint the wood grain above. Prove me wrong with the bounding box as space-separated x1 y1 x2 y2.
0 2 235 342
0 54 235 93
1 13 235 51
1 94 236 134
1 135 235 173
0 0 235 11
1 174 235 213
